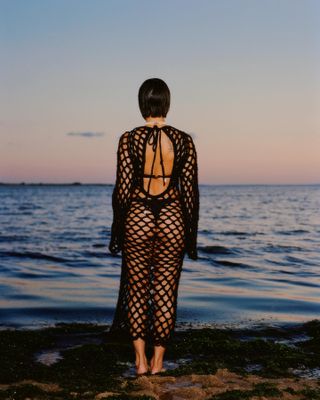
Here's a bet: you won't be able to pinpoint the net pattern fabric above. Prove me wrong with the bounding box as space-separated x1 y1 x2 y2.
109 124 199 346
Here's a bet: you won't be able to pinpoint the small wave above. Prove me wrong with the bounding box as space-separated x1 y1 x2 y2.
198 246 237 255
0 251 70 263
264 244 303 253
219 231 264 236
18 204 43 210
285 255 317 266
277 269 296 275
220 230 248 235
198 229 213 234
53 235 98 242
213 259 254 269
81 250 107 258
15 271 62 279
276 229 309 235
7 293 44 300
263 277 320 289
0 235 28 243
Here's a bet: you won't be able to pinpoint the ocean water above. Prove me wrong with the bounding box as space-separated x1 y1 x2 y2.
0 184 319 329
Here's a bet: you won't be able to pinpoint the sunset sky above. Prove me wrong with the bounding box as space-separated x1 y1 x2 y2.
1 0 319 184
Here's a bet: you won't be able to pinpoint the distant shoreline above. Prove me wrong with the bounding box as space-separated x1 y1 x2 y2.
0 182 112 186
0 182 319 186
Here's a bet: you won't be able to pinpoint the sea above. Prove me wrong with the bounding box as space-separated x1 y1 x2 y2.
0 183 319 330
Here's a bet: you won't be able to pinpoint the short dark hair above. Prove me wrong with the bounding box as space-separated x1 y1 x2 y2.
138 78 170 119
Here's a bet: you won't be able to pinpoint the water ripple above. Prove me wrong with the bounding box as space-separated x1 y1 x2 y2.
0 183 319 328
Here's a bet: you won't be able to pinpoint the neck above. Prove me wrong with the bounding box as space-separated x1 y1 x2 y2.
145 117 166 125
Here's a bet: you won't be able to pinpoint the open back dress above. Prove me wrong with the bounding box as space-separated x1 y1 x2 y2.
108 123 199 346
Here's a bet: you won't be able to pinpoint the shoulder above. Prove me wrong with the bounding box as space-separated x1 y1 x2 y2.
184 132 195 143
164 127 197 155
120 127 144 143
181 132 196 152
116 131 132 153
119 130 131 140
117 130 131 145
172 127 194 142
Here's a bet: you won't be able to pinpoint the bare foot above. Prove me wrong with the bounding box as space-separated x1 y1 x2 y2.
150 356 166 374
135 353 147 367
135 354 149 375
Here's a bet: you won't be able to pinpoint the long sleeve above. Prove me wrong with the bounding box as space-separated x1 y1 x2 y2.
179 133 200 260
109 131 134 255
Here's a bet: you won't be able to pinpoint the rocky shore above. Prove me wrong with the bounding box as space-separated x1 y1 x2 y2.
1 319 320 399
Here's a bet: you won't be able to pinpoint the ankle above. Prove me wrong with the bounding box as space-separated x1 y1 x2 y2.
151 355 163 362
135 354 147 365
151 358 163 367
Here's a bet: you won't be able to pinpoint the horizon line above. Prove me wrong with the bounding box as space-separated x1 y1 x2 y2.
0 182 319 186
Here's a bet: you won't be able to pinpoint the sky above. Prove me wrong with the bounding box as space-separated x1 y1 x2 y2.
1 0 319 184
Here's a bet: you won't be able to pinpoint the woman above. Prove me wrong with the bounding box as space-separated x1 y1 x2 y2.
109 78 199 375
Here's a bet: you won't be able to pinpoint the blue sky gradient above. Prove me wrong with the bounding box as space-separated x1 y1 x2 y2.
1 0 319 184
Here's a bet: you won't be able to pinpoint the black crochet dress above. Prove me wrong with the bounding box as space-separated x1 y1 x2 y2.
108 124 199 346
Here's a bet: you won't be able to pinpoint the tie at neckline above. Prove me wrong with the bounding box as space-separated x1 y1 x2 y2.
146 126 166 193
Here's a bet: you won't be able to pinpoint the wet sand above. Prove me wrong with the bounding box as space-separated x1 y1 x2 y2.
0 320 320 399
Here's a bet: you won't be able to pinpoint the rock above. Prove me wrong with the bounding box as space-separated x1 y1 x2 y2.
170 386 207 399
129 389 159 399
191 374 225 388
135 375 156 391
95 391 121 399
